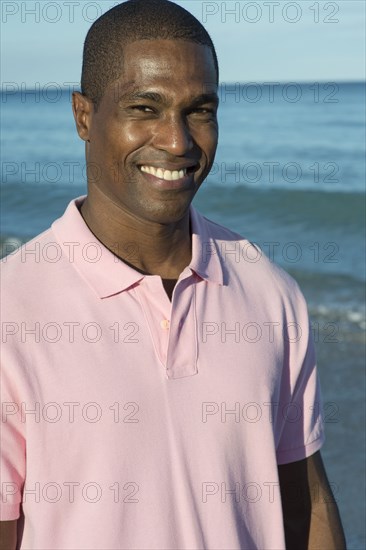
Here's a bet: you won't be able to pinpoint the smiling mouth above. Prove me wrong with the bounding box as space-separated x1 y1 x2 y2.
139 165 196 181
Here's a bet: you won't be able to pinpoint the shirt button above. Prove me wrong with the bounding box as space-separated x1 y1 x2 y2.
160 319 170 330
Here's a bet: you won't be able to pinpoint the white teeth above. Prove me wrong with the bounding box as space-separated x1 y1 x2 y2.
140 165 188 181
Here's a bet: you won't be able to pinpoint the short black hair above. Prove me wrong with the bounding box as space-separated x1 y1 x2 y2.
81 0 219 109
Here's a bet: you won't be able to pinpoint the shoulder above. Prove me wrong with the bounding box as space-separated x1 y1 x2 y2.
195 208 305 306
1 226 67 314
1 227 54 278
1 197 85 299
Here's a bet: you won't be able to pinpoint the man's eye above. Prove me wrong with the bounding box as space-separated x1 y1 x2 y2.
189 108 216 119
131 105 154 113
191 107 215 115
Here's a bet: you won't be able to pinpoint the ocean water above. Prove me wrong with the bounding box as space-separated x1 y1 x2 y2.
1 82 365 548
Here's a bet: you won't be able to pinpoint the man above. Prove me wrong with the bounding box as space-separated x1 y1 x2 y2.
0 1 346 548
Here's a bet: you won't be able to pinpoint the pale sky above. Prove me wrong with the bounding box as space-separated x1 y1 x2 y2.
1 0 365 88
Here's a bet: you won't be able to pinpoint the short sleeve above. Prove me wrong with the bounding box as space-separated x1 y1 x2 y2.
0 362 26 520
275 287 325 465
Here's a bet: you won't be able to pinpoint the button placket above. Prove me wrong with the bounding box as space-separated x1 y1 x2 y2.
166 277 198 379
160 319 170 330
135 277 171 368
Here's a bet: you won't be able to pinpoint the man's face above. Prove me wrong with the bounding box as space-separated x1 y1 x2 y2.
80 39 219 224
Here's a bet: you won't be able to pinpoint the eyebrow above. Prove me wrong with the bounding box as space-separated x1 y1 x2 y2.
117 90 219 108
190 93 219 108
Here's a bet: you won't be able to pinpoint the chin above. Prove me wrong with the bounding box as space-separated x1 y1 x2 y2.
143 201 191 225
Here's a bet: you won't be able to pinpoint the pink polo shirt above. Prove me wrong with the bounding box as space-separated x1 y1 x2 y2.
1 196 324 549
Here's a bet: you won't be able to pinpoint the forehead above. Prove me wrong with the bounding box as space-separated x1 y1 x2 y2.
109 39 217 103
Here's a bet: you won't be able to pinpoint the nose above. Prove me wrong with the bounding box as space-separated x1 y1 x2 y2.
152 115 194 156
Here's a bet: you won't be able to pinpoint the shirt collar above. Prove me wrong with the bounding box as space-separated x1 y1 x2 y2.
189 206 225 286
52 196 224 299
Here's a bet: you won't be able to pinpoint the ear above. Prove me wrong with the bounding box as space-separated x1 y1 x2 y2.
72 92 93 142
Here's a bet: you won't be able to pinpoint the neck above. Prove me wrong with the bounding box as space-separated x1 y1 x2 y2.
80 193 192 280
